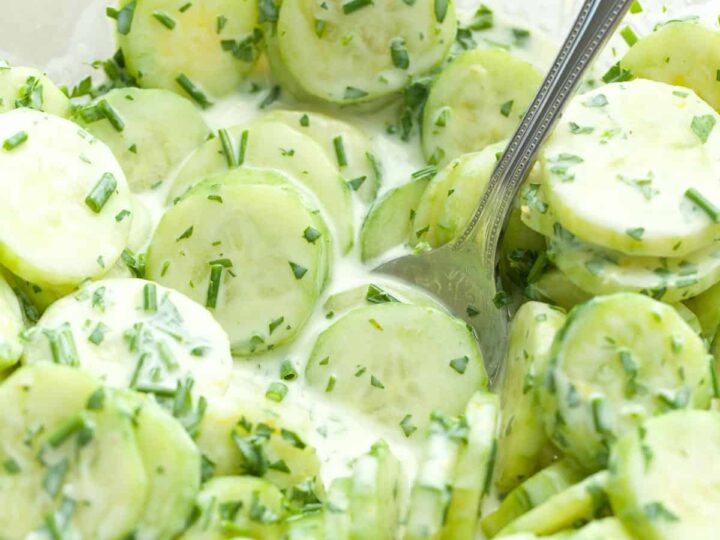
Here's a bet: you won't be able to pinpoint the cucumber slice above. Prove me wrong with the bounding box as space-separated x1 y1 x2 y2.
480 459 586 538
117 391 201 540
0 363 148 539
541 79 720 258
196 393 322 492
305 304 488 433
540 293 713 470
270 0 456 104
325 477 352 540
672 302 703 336
495 302 566 494
23 278 232 408
684 281 720 339
405 413 464 540
75 88 210 192
349 441 402 540
117 0 260 99
264 110 380 203
523 268 591 312
608 410 720 539
496 471 610 537
0 66 70 117
181 476 286 539
360 178 429 262
618 22 720 112
0 272 24 370
412 142 506 247
323 281 446 318
547 235 720 303
169 120 353 252
557 517 634 540
149 170 329 355
422 49 541 165
286 513 325 539
441 392 500 540
0 108 131 289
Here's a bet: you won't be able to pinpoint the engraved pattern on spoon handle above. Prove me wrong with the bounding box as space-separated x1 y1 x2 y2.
455 0 635 260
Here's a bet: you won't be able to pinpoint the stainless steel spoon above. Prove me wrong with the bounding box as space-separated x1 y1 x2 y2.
377 0 635 381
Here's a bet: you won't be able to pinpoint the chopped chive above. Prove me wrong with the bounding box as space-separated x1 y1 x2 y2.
366 284 399 304
106 7 119 18
691 115 716 144
333 136 347 168
206 264 223 308
219 128 238 168
314 18 327 37
399 414 417 437
434 0 448 22
47 416 85 448
591 397 611 435
116 0 137 35
216 14 228 33
43 460 69 498
303 226 321 243
626 227 645 241
280 360 298 381
85 173 117 213
175 74 213 109
390 38 409 70
265 382 288 402
630 0 643 13
86 388 106 410
152 10 176 29
3 459 20 474
602 62 633 83
481 439 498 495
208 258 233 268
299 114 310 127
583 93 608 108
179 2 192 12
238 129 249 165
143 283 157 313
620 26 638 46
569 122 594 135
97 99 125 132
176 226 194 241
449 356 469 374
500 100 514 117
88 322 108 345
2 131 28 151
259 85 281 109
289 262 308 280
269 316 284 335
370 375 385 389
325 375 336 393
411 166 438 182
258 0 279 23
344 86 368 100
512 28 530 43
685 188 720 222
347 176 366 191
467 305 480 317
342 0 372 14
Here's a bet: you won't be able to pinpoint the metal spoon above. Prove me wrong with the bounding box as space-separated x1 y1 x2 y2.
377 0 634 381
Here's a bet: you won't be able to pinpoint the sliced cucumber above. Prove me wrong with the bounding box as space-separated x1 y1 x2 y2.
270 0 456 104
264 110 380 203
0 272 24 370
496 471 610 537
480 459 586 538
523 268 591 312
117 391 201 540
349 441 402 540
196 392 322 492
412 142 506 247
0 66 70 117
149 169 330 355
323 280 446 318
422 49 541 165
0 363 148 539
305 304 487 433
684 281 720 339
325 477 352 540
495 302 566 494
117 0 260 99
75 88 210 192
548 235 720 303
618 21 720 112
672 302 703 336
285 513 325 539
23 278 232 408
540 293 713 470
0 108 131 289
181 476 286 539
441 392 500 540
557 517 634 540
360 178 429 262
608 410 720 539
541 79 720 258
169 120 353 252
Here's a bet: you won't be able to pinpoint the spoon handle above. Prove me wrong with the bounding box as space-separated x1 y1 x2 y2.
456 0 634 258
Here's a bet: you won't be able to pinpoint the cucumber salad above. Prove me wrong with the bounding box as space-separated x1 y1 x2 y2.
2 0 720 538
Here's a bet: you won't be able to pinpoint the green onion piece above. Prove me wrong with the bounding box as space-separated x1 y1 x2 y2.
620 26 638 46
152 9 176 29
219 128 238 168
143 283 157 313
206 264 224 308
238 129 249 165
280 360 298 381
265 382 288 402
390 38 409 70
98 99 125 131
175 74 213 109
333 135 348 167
434 0 448 22
85 173 118 213
342 0 372 14
259 85 281 109
685 188 720 223
2 131 28 151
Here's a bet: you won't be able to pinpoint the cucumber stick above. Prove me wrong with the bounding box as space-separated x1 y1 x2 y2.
117 0 260 99
169 120 354 252
0 65 70 117
422 49 541 165
305 303 487 433
149 169 330 356
540 293 713 470
0 272 24 370
23 278 233 409
495 302 566 494
270 0 457 104
75 88 210 192
361 178 430 262
618 21 720 112
541 79 720 258
0 108 131 289
608 410 720 540
0 364 148 539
